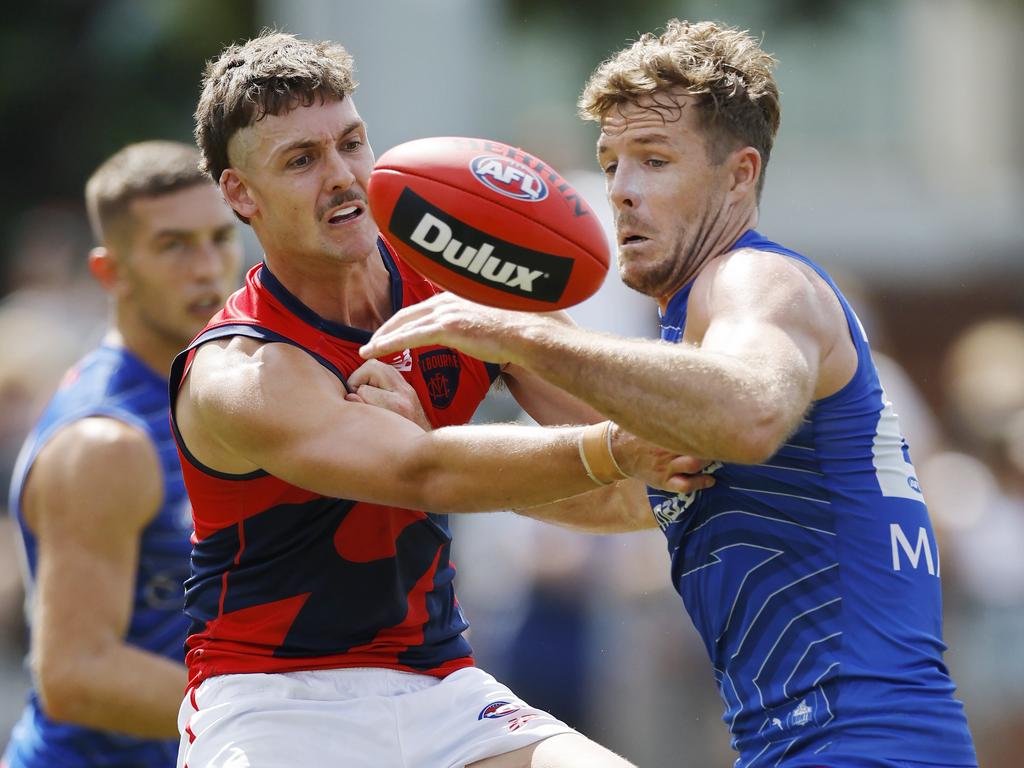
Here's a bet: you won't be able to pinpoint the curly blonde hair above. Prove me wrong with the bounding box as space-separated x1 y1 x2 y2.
579 20 780 195
195 31 357 185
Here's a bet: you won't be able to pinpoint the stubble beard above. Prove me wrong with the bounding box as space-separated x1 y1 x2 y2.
619 203 720 299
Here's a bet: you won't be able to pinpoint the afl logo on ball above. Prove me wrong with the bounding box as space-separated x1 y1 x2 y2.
470 155 548 202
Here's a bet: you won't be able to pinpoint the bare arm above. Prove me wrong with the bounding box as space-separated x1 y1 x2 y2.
175 339 700 512
501 362 605 426
343 360 712 532
518 479 659 533
361 250 854 464
23 418 186 738
500 311 606 426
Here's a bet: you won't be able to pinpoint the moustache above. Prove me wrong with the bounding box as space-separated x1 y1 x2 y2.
614 214 651 234
317 189 367 220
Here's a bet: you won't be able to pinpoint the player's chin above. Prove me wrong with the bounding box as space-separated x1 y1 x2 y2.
323 219 378 251
618 259 660 296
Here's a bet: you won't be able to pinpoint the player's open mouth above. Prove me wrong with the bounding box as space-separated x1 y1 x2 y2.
622 235 649 245
327 205 363 224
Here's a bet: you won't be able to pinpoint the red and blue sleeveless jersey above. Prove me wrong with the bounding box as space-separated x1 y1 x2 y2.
168 238 499 690
650 230 977 766
6 344 191 768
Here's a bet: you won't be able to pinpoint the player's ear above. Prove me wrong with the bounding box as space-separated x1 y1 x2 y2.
88 246 123 293
220 169 258 221
725 146 761 203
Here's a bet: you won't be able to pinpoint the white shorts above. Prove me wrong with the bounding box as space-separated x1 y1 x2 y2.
176 666 576 768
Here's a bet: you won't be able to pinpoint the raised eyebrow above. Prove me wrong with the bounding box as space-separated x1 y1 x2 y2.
338 119 366 139
597 133 672 156
151 228 194 240
152 223 235 240
273 139 319 162
274 120 366 158
626 134 673 147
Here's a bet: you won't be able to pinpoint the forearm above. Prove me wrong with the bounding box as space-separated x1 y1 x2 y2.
403 424 600 512
517 479 657 533
502 363 605 426
36 643 186 738
509 324 790 462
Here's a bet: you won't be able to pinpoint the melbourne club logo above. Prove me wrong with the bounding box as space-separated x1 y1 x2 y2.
478 700 521 720
418 348 461 409
470 155 548 202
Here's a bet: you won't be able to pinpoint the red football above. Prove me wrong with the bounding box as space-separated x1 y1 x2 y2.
367 137 609 311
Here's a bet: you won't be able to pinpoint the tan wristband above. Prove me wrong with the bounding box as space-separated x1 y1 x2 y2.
578 421 630 486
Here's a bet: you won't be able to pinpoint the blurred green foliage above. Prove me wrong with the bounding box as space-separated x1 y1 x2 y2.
0 0 257 289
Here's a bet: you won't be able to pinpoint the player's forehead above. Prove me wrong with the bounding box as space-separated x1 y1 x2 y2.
127 184 234 237
230 97 365 168
596 92 696 154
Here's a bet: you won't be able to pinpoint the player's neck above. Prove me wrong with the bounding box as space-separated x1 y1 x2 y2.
656 205 759 313
105 323 179 378
716 204 759 258
264 247 393 331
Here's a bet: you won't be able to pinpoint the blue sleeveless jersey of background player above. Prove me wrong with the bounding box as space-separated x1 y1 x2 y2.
648 230 977 767
4 344 191 768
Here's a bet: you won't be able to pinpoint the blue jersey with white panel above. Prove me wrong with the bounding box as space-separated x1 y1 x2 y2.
649 230 976 767
4 343 190 768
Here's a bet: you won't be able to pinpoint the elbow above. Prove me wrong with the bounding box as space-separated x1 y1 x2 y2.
723 434 780 465
35 656 92 724
719 408 794 465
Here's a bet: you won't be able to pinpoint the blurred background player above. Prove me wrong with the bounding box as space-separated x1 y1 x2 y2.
362 19 979 767
920 318 1024 766
3 141 242 768
171 31 706 768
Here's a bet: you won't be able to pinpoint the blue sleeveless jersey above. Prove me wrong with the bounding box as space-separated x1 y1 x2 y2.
4 344 190 768
649 231 976 767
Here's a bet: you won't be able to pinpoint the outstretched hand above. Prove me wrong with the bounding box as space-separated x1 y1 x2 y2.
360 293 555 366
614 426 717 495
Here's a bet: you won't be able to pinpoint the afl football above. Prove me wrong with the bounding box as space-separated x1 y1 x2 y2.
367 137 609 311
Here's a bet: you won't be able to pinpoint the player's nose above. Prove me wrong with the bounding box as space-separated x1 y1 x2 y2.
190 240 229 281
608 167 638 210
324 146 357 191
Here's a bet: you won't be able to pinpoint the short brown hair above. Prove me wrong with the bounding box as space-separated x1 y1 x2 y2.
85 140 208 245
195 30 357 184
579 19 780 196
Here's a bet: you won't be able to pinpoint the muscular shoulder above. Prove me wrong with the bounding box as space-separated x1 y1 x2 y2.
690 247 836 339
182 337 343 458
189 337 333 409
23 417 162 534
693 246 855 397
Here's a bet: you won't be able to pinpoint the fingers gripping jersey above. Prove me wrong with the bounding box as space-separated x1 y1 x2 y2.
6 345 191 768
649 231 977 767
168 239 499 690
